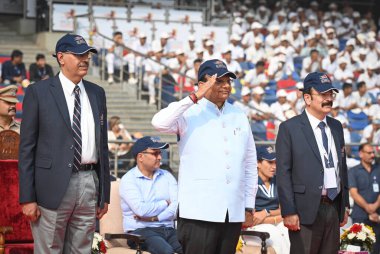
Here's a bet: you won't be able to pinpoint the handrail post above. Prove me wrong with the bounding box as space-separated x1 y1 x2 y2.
158 71 162 110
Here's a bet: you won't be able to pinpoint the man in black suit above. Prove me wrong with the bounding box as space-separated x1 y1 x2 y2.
276 72 349 254
19 33 110 253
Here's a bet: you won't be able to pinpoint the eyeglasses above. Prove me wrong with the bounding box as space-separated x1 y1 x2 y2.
141 151 162 157
310 92 337 99
60 51 93 59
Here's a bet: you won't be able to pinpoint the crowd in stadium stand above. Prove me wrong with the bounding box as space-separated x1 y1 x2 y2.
103 1 380 160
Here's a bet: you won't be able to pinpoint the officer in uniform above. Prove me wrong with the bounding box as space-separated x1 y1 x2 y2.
0 84 20 133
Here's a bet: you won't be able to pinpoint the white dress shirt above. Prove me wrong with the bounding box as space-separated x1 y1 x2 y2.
59 72 97 163
152 97 258 223
305 109 339 194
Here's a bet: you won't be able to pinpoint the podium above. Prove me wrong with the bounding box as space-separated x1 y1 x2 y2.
0 130 33 254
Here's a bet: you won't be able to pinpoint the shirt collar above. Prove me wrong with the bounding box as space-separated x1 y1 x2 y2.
305 108 327 131
133 165 163 180
59 72 84 96
200 98 227 114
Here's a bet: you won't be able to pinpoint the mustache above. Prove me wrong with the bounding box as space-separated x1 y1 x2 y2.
8 107 16 112
78 62 89 68
322 101 333 107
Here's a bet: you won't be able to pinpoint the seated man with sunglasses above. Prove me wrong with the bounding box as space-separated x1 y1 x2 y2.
119 136 183 254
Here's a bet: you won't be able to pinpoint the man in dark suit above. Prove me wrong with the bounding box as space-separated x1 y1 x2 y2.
276 72 349 254
19 33 110 253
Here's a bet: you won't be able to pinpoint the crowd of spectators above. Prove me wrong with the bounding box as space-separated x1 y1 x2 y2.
103 1 380 160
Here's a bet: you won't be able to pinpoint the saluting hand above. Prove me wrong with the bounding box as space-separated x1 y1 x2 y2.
194 74 217 100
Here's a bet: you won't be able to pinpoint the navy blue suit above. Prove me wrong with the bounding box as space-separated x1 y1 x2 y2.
18 75 110 209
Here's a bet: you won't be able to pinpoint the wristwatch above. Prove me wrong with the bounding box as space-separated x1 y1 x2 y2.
245 208 253 214
265 209 270 217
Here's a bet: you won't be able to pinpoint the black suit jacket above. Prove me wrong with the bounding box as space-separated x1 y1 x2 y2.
276 111 349 225
18 75 110 209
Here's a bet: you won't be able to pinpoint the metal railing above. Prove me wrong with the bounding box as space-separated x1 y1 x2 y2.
108 139 380 178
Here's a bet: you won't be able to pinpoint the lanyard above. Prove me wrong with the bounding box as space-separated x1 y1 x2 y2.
315 124 333 166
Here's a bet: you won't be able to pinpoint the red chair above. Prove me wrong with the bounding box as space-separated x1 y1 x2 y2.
0 131 33 254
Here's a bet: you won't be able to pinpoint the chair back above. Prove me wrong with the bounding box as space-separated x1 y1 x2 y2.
99 180 126 247
0 130 19 160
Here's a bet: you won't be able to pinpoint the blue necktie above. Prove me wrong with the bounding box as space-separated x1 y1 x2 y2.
72 86 82 171
318 121 338 201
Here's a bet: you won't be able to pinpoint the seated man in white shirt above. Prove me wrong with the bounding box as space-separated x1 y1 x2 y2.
301 49 322 79
119 136 183 254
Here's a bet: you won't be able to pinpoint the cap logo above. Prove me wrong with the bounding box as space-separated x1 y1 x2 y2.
266 146 274 154
74 36 86 45
215 60 226 69
319 74 331 84
150 137 159 143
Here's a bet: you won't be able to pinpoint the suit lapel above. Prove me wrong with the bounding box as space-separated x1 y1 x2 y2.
84 81 100 150
49 76 72 131
300 111 323 166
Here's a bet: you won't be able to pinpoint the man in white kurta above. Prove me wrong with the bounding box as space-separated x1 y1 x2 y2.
152 59 258 254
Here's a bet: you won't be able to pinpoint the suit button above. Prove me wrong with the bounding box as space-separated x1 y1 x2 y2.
319 186 323 189
226 180 230 184
70 145 74 149
68 163 72 168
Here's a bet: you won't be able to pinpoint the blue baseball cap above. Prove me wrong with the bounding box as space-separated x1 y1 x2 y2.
131 136 169 157
197 59 237 81
300 72 339 93
257 146 276 161
53 33 97 57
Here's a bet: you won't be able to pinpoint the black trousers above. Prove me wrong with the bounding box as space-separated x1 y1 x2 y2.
177 213 242 254
289 202 340 254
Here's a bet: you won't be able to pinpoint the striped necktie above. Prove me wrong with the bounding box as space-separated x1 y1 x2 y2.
72 85 82 171
318 121 338 201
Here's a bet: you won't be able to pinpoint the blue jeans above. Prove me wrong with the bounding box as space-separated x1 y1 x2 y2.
128 227 183 254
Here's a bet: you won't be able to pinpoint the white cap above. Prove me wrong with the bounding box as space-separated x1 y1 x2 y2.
138 33 147 38
361 19 368 25
258 6 266 12
269 24 280 32
254 37 263 44
241 87 251 96
368 31 376 39
309 15 317 21
222 45 233 54
277 11 286 17
346 38 355 46
188 35 195 41
160 32 170 39
353 11 360 18
195 47 204 53
315 29 322 34
324 21 333 28
302 21 309 27
152 45 163 53
245 12 255 18
326 28 335 34
297 7 304 12
328 48 338 55
359 48 368 55
288 12 297 19
295 82 303 89
292 23 301 32
235 17 243 24
368 37 376 43
251 22 263 29
205 40 214 46
342 17 350 24
357 33 366 44
338 57 349 65
310 1 318 6
252 86 265 95
280 34 288 41
276 89 287 97
306 34 315 41
329 3 337 9
175 49 185 55
230 33 241 41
